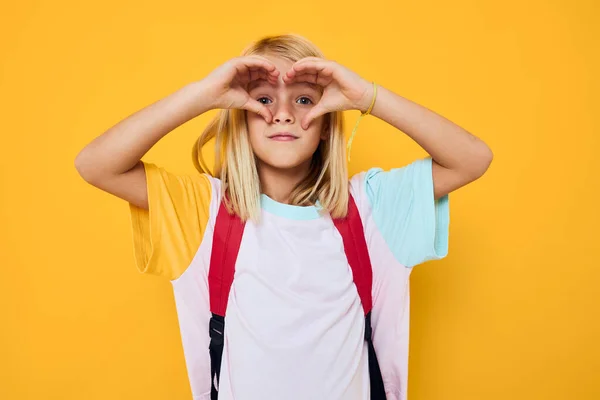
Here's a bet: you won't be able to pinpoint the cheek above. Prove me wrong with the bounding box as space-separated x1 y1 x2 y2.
247 114 267 138
307 117 326 139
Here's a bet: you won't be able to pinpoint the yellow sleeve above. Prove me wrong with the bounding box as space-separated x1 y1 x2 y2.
128 161 212 280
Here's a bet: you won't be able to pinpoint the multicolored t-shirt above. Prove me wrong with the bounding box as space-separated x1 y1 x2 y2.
129 157 450 400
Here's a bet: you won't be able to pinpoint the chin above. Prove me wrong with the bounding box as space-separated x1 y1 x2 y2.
255 153 313 171
260 158 309 171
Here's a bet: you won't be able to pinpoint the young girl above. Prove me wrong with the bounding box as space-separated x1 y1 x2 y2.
75 34 492 400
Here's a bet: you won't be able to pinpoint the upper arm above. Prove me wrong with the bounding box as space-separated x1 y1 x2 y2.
431 160 465 201
432 150 493 200
77 160 150 210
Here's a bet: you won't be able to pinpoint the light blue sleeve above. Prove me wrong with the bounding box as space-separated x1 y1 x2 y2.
365 157 450 268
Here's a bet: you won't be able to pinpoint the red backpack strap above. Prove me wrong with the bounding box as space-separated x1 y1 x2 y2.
209 200 246 316
208 199 246 399
331 193 373 315
332 193 387 399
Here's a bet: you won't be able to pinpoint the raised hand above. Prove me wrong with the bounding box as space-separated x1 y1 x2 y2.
282 57 374 129
202 55 280 122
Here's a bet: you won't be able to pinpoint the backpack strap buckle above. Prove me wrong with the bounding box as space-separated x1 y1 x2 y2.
209 314 225 345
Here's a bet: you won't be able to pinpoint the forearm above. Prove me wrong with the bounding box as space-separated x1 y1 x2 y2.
75 81 213 181
368 85 493 176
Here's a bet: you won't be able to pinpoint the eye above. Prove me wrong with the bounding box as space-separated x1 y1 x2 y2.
296 96 313 105
257 97 272 105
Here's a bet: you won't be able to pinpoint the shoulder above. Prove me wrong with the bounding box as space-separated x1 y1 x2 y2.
349 158 434 200
142 161 215 188
140 161 223 220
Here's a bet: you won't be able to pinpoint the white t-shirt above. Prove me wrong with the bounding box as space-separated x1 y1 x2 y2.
129 157 450 400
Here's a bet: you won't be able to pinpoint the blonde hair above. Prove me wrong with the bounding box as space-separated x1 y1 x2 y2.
192 34 348 222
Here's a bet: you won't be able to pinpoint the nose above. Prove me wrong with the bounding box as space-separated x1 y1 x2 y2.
272 103 295 124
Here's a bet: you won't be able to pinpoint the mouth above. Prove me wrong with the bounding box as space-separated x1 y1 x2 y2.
268 132 299 141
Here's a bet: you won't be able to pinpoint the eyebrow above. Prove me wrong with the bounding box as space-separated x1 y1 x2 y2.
247 79 321 92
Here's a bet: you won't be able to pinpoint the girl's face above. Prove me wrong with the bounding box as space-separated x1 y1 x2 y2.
246 55 327 172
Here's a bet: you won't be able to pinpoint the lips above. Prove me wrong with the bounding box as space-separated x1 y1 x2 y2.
268 132 299 141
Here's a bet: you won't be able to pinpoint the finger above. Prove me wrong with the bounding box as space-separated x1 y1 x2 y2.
241 55 279 73
238 66 278 86
245 56 280 83
235 57 280 83
246 56 280 83
288 60 333 77
247 70 279 86
249 69 278 84
301 105 328 130
243 98 273 123
283 71 332 87
292 56 324 66
284 64 334 86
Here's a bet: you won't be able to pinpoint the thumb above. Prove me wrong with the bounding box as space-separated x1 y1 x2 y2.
244 99 272 123
301 106 327 130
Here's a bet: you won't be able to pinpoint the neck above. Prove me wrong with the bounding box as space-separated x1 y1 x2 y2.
257 160 312 204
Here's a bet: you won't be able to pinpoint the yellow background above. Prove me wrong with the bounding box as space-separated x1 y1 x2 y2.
1 0 598 399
